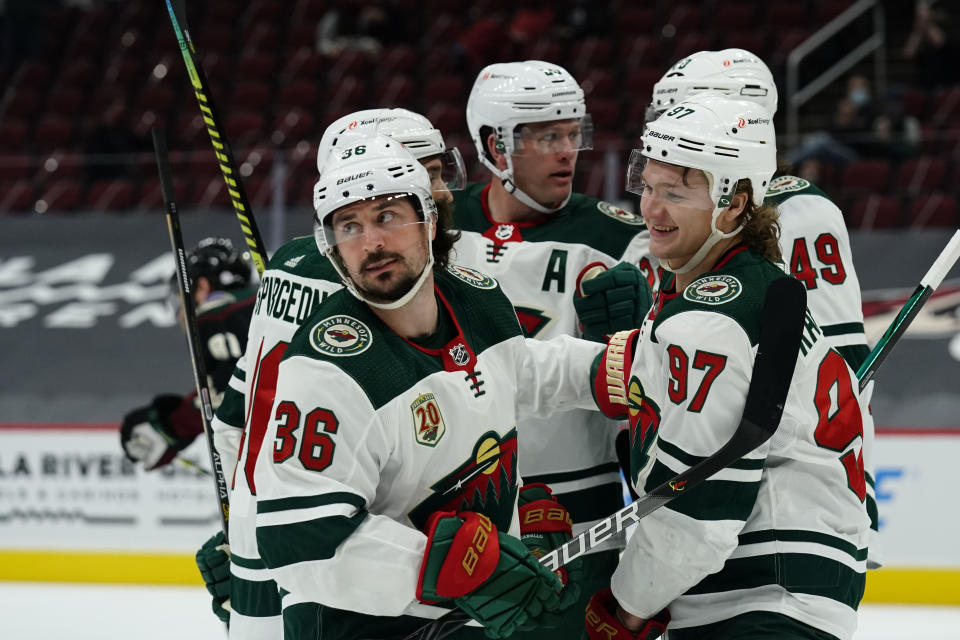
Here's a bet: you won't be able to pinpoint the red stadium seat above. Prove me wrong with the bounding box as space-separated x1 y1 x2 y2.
242 24 279 53
0 180 35 213
616 8 655 35
897 156 946 195
849 195 902 229
713 4 754 30
579 69 616 99
570 38 613 74
59 59 97 89
717 31 771 60
0 155 33 182
13 61 50 90
666 5 703 31
426 103 463 136
38 180 85 212
424 74 466 103
236 51 277 81
281 47 324 83
278 80 318 111
0 118 29 149
840 159 892 195
588 100 621 134
766 5 810 29
85 179 136 211
273 109 315 143
135 84 177 113
524 39 563 68
46 87 86 117
901 88 928 119
668 34 715 62
817 1 855 25
376 75 415 107
4 88 41 119
619 36 660 71
33 116 75 150
909 193 957 228
379 46 418 79
231 81 273 112
933 87 960 127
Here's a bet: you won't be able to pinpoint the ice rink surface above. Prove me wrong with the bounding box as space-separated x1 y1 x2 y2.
0 582 957 639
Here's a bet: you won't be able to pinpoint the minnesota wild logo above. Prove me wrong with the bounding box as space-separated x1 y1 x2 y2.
627 376 661 483
309 315 372 356
447 264 498 290
766 175 810 196
408 429 519 532
597 201 645 226
683 275 742 305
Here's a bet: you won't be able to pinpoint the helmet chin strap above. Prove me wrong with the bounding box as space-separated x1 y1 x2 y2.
483 150 572 214
661 205 744 275
330 219 437 310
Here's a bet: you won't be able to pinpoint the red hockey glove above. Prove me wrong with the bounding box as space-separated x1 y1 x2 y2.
585 588 669 640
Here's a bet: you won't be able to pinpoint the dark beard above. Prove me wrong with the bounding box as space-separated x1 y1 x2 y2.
356 251 420 304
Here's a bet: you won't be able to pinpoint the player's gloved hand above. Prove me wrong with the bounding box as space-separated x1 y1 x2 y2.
196 531 231 625
574 263 653 342
584 588 669 640
517 483 582 613
418 511 563 638
120 394 197 470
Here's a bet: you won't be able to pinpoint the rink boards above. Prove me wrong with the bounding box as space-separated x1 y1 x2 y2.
0 423 956 604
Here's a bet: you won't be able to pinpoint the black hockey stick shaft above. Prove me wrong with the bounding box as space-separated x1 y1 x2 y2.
404 277 809 640
152 127 231 540
856 229 960 391
163 0 269 276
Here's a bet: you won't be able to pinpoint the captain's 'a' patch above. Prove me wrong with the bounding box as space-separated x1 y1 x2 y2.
765 175 810 197
446 264 498 289
683 275 743 305
597 201 645 226
309 315 372 356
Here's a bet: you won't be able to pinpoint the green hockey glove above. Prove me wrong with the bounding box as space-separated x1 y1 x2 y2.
417 511 563 638
517 483 582 612
574 263 653 342
196 531 231 625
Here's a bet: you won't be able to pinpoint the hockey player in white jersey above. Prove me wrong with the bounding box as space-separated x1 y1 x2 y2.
202 109 468 638
586 96 871 640
454 60 654 638
646 47 880 562
252 133 603 639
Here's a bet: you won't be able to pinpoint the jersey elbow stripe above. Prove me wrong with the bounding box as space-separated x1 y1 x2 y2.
685 552 865 610
257 510 368 568
230 574 282 617
644 460 760 522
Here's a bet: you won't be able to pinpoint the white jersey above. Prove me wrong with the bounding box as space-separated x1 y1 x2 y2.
212 236 342 639
451 182 653 551
252 267 601 635
595 247 871 639
767 175 880 564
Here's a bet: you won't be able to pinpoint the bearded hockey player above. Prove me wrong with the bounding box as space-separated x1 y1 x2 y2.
586 96 871 640
251 132 604 639
200 109 469 638
453 59 654 636
119 237 255 470
646 48 880 564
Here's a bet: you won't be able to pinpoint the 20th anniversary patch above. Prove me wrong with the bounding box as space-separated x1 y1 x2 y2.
309 315 372 356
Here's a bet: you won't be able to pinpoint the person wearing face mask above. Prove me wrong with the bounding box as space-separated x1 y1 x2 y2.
585 95 872 640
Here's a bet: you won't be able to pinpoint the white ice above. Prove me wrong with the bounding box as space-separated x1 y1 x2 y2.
0 582 957 639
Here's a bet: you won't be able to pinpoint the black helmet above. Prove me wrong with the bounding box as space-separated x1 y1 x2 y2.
184 237 251 291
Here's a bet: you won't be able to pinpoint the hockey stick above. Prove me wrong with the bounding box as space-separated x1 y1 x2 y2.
404 276 808 640
152 127 231 540
857 229 960 392
163 0 269 276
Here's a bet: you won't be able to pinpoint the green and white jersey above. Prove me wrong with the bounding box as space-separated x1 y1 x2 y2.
766 176 880 563
211 236 342 639
252 266 601 627
610 246 871 640
767 176 868 370
451 182 653 551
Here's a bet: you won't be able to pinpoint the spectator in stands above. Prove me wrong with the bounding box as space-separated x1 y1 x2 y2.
508 1 555 43
786 74 878 169
902 0 959 89
316 4 408 57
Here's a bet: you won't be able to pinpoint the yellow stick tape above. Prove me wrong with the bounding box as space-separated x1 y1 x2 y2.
0 550 202 585
864 568 960 605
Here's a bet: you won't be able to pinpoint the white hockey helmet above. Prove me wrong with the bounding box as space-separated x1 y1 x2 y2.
466 60 593 213
316 108 466 190
649 49 778 121
626 95 777 273
313 133 439 309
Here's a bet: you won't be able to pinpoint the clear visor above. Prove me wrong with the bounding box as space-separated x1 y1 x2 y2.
421 147 467 194
512 115 594 156
626 150 716 212
316 192 431 250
